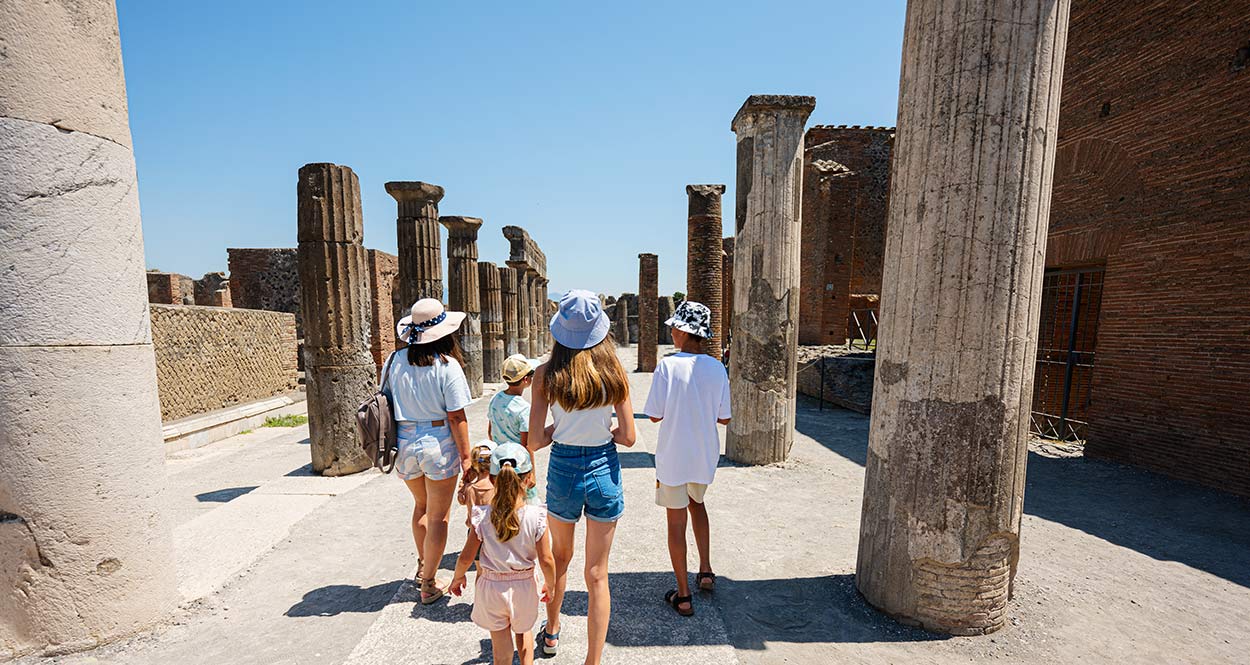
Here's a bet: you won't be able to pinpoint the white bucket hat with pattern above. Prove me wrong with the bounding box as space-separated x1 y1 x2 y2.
666 300 712 339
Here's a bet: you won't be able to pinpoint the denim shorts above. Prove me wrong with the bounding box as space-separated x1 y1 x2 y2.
546 443 624 523
395 421 460 481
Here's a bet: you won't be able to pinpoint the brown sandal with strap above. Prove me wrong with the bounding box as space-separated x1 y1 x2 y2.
665 589 694 616
420 577 446 605
696 571 716 592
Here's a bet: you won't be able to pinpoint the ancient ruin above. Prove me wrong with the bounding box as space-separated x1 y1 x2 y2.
0 0 177 653
296 163 374 476
855 0 1071 635
613 298 630 346
502 226 548 357
227 247 302 332
366 248 400 370
657 295 674 345
721 237 734 349
686 185 726 359
637 253 659 372
386 181 444 319
440 216 484 397
478 261 504 384
499 265 519 356
725 95 814 465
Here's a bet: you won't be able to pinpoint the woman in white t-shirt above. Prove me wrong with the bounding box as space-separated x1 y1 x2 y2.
383 298 474 605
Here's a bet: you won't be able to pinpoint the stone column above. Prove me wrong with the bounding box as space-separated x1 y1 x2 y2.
856 0 1071 637
500 265 519 356
537 278 551 353
726 95 815 465
440 216 484 397
0 2 178 654
479 261 504 383
637 253 659 372
386 181 444 320
297 163 375 476
657 296 675 345
686 184 727 359
613 299 631 346
526 270 540 356
722 237 735 356
512 267 531 356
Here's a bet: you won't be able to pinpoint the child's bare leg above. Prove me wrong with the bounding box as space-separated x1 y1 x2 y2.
666 508 692 605
489 628 514 665
687 499 712 574
544 519 576 647
514 631 534 665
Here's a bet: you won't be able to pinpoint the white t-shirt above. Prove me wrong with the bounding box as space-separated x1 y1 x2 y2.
383 352 473 423
643 352 732 486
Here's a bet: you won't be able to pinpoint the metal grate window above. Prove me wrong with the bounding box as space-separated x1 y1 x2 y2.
1031 268 1104 441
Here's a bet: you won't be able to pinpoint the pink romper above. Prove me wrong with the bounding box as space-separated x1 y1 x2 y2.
470 504 548 632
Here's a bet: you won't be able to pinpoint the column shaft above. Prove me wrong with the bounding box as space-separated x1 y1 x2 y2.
722 237 735 356
686 185 726 359
500 266 519 357
386 181 444 319
440 216 484 397
479 261 504 383
613 299 630 346
637 254 659 371
513 267 531 356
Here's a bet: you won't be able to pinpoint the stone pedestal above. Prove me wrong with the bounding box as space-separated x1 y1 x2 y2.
0 3 178 653
686 185 726 359
637 253 659 371
722 237 735 356
855 0 1071 636
440 216 484 398
479 261 504 383
499 265 519 357
386 181 444 318
297 163 374 477
657 296 675 345
726 95 815 465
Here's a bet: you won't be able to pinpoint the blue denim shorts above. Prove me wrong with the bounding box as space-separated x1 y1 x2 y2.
395 421 460 481
546 443 624 523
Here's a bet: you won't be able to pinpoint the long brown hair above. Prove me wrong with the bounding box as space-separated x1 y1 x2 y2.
490 465 530 542
541 334 629 411
407 333 465 367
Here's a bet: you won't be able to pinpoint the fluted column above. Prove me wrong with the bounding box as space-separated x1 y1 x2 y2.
686 184 726 359
855 0 1071 637
512 267 531 356
526 270 540 356
726 95 814 465
0 1 177 653
479 261 504 383
440 216 483 397
500 265 519 356
386 181 444 319
637 253 659 371
297 163 375 477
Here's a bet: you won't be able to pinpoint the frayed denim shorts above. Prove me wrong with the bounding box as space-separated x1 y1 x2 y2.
546 443 624 523
395 421 460 481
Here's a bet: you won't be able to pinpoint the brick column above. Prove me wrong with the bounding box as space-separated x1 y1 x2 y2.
856 0 1071 636
440 216 484 397
479 261 504 383
637 253 659 371
686 184 726 359
726 95 814 465
297 163 375 476
499 265 519 356
386 181 444 319
722 237 735 357
0 1 177 652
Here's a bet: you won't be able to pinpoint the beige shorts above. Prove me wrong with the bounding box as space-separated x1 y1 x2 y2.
471 569 539 633
655 481 709 509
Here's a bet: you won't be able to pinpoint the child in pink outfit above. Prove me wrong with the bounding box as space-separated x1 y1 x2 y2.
450 442 556 665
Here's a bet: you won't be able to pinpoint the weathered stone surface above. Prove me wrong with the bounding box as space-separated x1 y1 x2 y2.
502 226 548 356
227 248 302 334
295 242 371 352
366 249 399 370
657 296 674 345
855 0 1071 636
722 237 735 350
304 361 378 476
726 94 813 466
479 261 504 384
687 184 726 359
386 181 444 318
441 216 484 397
637 254 658 371
513 267 531 356
613 299 630 347
296 164 364 244
499 266 519 357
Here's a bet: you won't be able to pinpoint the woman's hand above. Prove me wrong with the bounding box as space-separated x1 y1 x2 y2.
449 575 467 597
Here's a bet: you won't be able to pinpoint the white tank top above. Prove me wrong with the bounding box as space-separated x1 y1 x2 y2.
550 402 615 446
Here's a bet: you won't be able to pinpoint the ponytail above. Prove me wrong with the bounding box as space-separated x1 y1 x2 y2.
490 465 527 542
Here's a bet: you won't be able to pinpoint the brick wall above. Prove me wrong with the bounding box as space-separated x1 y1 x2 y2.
227 248 302 334
367 249 399 370
1044 0 1250 496
146 272 183 305
798 126 893 345
149 304 298 421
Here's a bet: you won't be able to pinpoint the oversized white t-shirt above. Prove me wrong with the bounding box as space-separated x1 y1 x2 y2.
643 352 732 486
383 352 473 422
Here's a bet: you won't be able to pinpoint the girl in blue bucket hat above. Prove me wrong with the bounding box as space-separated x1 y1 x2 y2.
527 289 635 662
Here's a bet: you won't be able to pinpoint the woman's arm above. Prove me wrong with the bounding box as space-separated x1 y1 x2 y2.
447 408 471 474
449 528 482 596
611 390 637 447
527 365 553 452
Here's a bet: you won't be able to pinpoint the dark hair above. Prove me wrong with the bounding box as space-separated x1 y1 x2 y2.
407 333 465 367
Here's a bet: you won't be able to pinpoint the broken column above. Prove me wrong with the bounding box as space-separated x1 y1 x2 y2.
0 1 177 653
613 299 631 346
686 185 726 359
479 261 504 384
722 237 735 356
500 265 519 356
440 216 484 397
297 163 375 476
386 181 444 320
726 95 815 465
658 296 674 344
856 0 1071 636
637 253 659 371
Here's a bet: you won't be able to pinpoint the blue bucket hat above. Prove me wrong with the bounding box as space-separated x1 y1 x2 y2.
550 289 611 350
490 442 534 476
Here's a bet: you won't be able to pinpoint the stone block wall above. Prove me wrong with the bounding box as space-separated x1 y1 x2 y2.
367 248 400 370
227 248 302 334
149 304 298 421
795 349 876 414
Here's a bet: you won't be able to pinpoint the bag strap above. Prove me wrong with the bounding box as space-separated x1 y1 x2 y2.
379 348 400 392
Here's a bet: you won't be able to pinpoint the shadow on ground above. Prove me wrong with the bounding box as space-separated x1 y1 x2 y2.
793 397 1250 589
195 486 259 503
287 553 459 618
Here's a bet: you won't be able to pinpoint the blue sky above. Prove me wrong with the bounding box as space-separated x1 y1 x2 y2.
118 0 906 298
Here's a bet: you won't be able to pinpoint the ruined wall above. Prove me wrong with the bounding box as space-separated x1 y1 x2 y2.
798 126 893 346
227 248 302 334
367 249 399 370
1044 0 1250 496
149 305 298 421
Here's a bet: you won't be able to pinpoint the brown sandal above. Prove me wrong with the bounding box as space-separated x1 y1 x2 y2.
420 577 446 605
696 572 716 592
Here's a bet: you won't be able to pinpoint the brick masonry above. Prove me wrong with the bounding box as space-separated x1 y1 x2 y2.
227 248 302 335
149 304 298 421
367 249 399 370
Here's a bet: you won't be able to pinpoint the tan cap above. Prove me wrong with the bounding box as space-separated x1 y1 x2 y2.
501 354 539 384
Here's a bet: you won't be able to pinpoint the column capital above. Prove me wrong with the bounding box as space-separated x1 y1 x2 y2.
439 215 483 239
687 184 727 219
385 181 445 204
732 95 816 133
685 184 727 198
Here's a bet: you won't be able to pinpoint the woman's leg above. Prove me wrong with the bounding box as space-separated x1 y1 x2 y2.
403 477 428 566
583 518 618 665
419 475 458 582
514 630 534 665
489 628 515 665
543 518 576 649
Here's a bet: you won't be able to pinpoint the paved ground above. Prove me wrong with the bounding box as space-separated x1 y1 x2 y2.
25 345 1250 664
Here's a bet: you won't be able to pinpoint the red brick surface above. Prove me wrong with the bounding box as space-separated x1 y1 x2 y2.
367 249 400 371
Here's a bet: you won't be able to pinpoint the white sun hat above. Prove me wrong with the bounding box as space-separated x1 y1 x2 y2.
396 298 466 345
